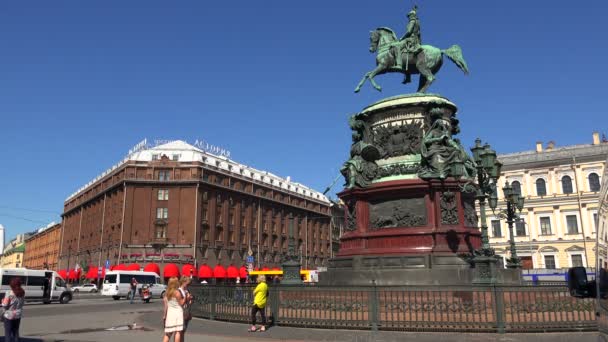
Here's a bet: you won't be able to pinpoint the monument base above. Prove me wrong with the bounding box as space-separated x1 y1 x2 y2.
319 254 521 286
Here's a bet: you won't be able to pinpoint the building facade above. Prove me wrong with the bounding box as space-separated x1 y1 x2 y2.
1 233 30 268
23 222 61 270
59 140 332 274
488 133 607 270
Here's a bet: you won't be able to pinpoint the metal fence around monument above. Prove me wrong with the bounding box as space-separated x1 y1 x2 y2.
189 284 596 333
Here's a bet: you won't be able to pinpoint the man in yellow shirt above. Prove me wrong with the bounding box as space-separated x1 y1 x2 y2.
249 275 268 332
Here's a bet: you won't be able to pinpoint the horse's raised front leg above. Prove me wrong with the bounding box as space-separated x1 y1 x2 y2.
367 64 386 92
354 72 370 93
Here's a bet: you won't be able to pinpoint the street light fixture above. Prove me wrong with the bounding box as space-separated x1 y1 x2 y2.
470 138 503 254
499 181 525 269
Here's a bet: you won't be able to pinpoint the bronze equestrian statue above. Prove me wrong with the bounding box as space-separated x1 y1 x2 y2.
354 6 469 93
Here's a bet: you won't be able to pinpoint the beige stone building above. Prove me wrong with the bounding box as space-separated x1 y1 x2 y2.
597 154 608 271
1 233 30 268
487 133 607 270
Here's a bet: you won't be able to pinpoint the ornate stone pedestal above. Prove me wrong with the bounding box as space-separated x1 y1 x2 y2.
320 94 521 286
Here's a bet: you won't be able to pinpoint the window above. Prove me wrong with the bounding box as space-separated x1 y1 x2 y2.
544 255 556 269
515 219 526 236
157 189 169 201
156 208 168 219
562 176 573 194
152 154 159 161
589 173 601 192
594 213 599 230
536 178 547 196
511 181 522 196
491 220 502 237
158 170 170 181
27 276 46 286
156 226 166 239
172 154 179 161
540 217 552 235
571 254 584 267
566 215 579 234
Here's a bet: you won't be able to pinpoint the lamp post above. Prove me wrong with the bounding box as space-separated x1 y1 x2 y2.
500 181 524 269
281 213 302 285
470 139 503 254
467 139 503 284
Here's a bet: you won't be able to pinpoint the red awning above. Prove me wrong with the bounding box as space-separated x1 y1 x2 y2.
213 265 226 278
143 263 160 275
58 270 67 279
182 264 197 277
198 264 213 278
112 264 127 271
68 269 81 280
271 267 281 271
239 266 248 279
127 264 141 271
85 266 98 279
163 263 180 278
262 267 269 271
226 265 239 278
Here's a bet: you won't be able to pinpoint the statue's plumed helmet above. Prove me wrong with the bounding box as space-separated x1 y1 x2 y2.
407 5 418 18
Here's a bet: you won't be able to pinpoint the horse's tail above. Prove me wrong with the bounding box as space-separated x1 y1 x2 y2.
442 45 469 75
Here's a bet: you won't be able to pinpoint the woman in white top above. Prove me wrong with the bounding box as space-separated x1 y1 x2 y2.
2 277 25 342
162 277 185 342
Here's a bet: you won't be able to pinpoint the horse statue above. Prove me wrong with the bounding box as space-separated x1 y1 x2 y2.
354 27 469 93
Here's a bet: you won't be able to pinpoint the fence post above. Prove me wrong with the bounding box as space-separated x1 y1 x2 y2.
270 285 281 327
209 286 216 320
369 280 379 331
492 285 505 333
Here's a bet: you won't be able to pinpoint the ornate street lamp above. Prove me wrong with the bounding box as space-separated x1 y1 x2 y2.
496 181 525 269
470 139 502 254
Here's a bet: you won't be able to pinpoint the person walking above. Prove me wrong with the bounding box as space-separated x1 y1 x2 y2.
162 277 184 342
2 277 25 342
248 275 268 332
178 277 193 342
129 277 138 304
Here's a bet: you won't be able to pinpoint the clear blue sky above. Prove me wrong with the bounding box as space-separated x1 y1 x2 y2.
1 1 607 240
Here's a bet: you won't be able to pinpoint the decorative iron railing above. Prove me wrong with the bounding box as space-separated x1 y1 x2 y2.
189 284 596 333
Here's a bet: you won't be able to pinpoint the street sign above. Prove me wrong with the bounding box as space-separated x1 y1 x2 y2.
247 263 253 272
246 256 254 263
105 259 110 269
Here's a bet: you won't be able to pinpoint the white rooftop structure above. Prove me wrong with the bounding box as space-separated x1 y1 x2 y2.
67 140 330 204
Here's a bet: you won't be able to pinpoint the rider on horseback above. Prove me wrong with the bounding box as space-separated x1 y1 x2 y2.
392 5 422 72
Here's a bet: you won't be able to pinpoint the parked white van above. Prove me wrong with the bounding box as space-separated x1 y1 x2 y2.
0 268 72 304
101 271 166 300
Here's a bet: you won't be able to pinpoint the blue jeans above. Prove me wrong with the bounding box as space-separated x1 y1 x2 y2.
129 289 136 304
4 318 21 342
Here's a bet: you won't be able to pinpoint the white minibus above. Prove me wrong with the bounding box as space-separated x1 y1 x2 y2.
101 271 165 300
0 268 72 304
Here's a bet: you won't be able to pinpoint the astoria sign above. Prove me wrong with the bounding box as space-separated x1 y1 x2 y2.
126 138 231 158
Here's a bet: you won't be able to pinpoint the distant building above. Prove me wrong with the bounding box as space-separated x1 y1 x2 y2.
487 132 607 270
1 233 32 268
59 140 332 275
23 222 61 270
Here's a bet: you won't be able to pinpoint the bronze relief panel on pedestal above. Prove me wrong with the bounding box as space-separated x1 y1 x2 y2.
369 197 427 229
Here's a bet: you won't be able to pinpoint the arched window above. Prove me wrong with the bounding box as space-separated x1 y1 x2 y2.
511 181 522 196
562 176 573 194
589 173 601 192
536 178 547 196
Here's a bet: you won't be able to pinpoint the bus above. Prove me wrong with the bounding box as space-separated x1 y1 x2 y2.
101 271 165 300
0 268 71 304
247 269 318 283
